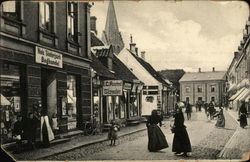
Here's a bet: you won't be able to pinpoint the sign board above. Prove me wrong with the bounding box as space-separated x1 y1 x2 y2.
103 80 123 96
35 46 63 68
123 83 132 90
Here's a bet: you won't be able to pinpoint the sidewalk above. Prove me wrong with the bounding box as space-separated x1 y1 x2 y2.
218 109 250 160
4 122 148 161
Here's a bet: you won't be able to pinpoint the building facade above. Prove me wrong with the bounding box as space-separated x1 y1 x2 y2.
180 68 227 106
227 16 250 111
0 1 92 143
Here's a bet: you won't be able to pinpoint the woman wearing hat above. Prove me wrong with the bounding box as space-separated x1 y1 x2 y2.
171 99 192 157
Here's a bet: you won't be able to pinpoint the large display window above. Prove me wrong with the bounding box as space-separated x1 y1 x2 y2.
0 61 22 143
130 93 139 117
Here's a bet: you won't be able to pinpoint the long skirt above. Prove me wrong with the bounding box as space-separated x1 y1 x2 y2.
215 115 225 128
172 127 192 153
147 125 168 152
240 114 248 128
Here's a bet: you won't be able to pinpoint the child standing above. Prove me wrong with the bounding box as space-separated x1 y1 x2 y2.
108 120 118 146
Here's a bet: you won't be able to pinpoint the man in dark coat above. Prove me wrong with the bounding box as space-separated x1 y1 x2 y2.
238 101 248 128
185 100 192 120
208 101 215 120
172 105 192 157
12 115 24 153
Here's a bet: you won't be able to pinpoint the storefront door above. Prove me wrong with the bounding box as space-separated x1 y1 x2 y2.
41 68 57 118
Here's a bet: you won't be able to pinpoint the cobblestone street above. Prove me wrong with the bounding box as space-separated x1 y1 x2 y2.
44 109 245 160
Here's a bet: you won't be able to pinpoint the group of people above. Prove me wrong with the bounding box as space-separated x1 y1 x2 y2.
146 99 192 157
12 102 58 153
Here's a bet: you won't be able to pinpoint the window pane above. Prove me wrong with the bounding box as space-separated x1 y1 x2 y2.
40 2 45 26
45 3 50 23
3 1 16 12
71 17 74 35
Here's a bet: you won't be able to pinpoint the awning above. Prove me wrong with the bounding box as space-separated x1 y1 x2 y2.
238 88 250 101
234 88 248 101
0 94 11 106
227 84 237 92
229 88 245 101
246 95 250 102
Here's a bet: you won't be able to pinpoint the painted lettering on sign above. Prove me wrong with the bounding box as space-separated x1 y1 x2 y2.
35 46 63 68
103 80 123 96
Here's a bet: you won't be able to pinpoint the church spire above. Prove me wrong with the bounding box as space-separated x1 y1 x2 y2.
102 0 124 54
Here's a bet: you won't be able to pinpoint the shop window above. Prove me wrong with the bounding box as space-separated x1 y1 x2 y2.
107 96 113 121
93 89 100 123
2 1 21 20
67 2 78 43
39 2 53 32
114 96 119 119
66 75 77 129
130 94 138 117
0 62 21 143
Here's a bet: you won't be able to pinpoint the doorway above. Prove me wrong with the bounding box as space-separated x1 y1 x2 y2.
41 68 57 118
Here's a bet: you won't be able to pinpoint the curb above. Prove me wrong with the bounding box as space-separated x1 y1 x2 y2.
35 127 147 160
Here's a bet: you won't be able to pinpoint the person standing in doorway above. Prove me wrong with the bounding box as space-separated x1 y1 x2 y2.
185 100 192 120
24 112 39 150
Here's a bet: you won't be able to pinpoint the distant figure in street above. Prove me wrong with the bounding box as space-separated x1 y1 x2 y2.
171 100 192 157
108 120 118 146
185 100 192 120
213 107 225 128
12 115 24 153
204 102 209 119
208 101 215 120
146 109 168 152
238 101 248 128
24 112 39 150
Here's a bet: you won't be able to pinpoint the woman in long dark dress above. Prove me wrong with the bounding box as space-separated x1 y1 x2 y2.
213 107 225 128
239 101 248 128
146 110 168 152
172 105 192 157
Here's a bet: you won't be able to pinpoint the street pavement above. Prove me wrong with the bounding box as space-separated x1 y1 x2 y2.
6 108 249 161
44 108 246 161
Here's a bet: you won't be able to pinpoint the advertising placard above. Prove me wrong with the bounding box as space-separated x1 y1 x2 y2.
103 80 123 96
35 46 63 68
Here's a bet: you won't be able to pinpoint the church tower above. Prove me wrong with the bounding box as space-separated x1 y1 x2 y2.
102 0 124 54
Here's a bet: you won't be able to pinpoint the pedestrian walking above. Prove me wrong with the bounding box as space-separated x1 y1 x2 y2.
12 114 24 153
108 120 118 146
24 112 39 150
213 107 225 128
146 109 168 152
171 100 192 157
185 100 192 120
204 102 209 119
208 101 215 120
238 101 248 128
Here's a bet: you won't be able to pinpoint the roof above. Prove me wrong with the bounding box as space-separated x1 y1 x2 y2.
179 71 226 82
91 53 116 79
112 55 139 83
91 31 105 47
158 69 185 85
129 50 168 85
95 47 113 58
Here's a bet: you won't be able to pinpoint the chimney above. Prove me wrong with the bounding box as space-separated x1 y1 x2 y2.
135 47 138 56
90 16 97 35
212 67 215 72
141 51 146 60
129 35 136 54
198 68 201 73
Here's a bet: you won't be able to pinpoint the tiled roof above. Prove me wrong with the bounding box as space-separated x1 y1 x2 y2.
179 71 226 82
91 53 116 79
91 32 105 47
95 47 113 57
158 69 185 85
112 55 139 83
129 50 168 85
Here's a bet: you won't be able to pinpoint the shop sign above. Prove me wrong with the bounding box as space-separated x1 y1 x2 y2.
123 83 132 90
103 80 123 96
35 46 63 68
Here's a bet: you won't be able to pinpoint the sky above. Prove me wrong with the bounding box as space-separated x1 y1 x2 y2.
91 0 249 72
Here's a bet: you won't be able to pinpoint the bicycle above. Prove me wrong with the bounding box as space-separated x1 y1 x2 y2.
83 116 102 136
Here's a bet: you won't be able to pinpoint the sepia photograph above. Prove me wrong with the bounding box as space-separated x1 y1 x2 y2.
0 0 250 161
